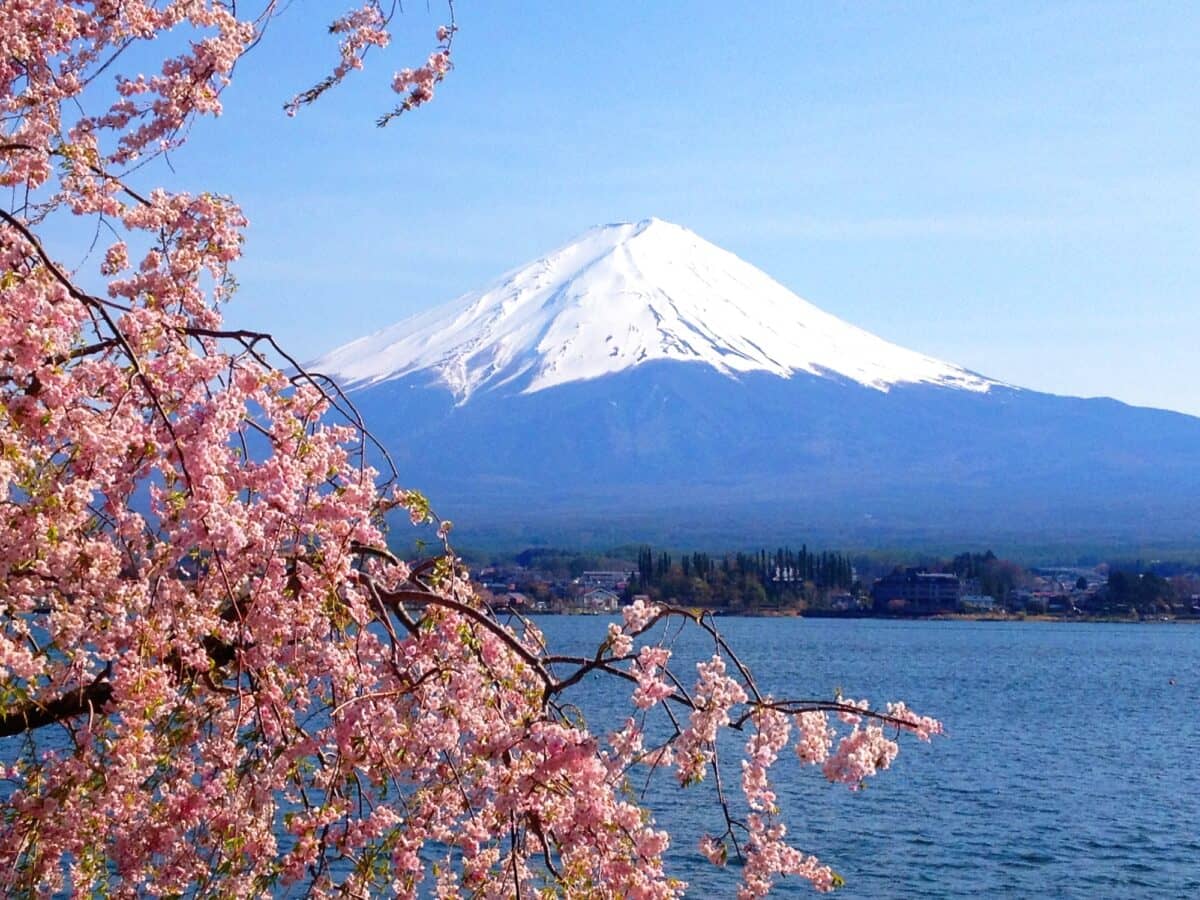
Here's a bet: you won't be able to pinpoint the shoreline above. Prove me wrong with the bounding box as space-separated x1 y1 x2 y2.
527 609 1199 624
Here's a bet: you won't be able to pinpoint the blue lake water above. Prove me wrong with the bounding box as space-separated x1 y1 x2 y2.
5 617 1196 897
537 616 1200 898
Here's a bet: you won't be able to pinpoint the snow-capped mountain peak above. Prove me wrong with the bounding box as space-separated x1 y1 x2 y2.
312 218 996 402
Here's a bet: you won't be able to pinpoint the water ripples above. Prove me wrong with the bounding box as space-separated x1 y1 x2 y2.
541 617 1200 897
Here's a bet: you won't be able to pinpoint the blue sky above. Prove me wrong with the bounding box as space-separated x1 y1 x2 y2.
159 2 1198 414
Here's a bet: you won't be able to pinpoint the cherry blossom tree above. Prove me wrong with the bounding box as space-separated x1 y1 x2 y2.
0 2 940 896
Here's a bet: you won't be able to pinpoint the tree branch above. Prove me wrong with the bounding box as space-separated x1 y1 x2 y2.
0 679 112 738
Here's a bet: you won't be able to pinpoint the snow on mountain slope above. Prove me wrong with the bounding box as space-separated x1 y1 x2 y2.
312 218 998 402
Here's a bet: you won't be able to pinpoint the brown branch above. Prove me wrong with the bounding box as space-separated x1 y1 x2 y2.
47 338 121 365
543 654 695 710
708 745 745 863
185 328 400 485
0 208 195 493
527 813 562 880
638 604 765 704
0 209 130 310
731 700 930 733
0 679 112 738
368 581 554 690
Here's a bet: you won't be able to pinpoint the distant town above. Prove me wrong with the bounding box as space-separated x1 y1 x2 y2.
468 546 1200 621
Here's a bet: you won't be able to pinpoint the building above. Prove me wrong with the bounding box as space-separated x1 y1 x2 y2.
580 589 620 613
579 571 633 591
492 592 529 612
960 593 997 612
872 568 961 614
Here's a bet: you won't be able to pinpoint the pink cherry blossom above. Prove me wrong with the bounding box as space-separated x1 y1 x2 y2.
0 3 940 895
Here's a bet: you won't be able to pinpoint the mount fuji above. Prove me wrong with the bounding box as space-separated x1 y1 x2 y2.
312 219 1200 549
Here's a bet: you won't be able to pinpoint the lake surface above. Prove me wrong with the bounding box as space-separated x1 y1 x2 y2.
538 616 1200 898
5 618 1196 897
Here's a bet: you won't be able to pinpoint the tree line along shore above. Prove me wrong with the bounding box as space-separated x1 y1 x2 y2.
466 546 1200 620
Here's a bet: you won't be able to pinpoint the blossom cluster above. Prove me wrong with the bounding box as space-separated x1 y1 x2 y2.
599 602 942 895
392 48 452 108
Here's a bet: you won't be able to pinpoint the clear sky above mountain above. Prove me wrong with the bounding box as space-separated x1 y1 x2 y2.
158 1 1197 414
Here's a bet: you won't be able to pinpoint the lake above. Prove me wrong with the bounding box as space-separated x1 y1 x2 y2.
4 616 1195 897
536 616 1200 898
